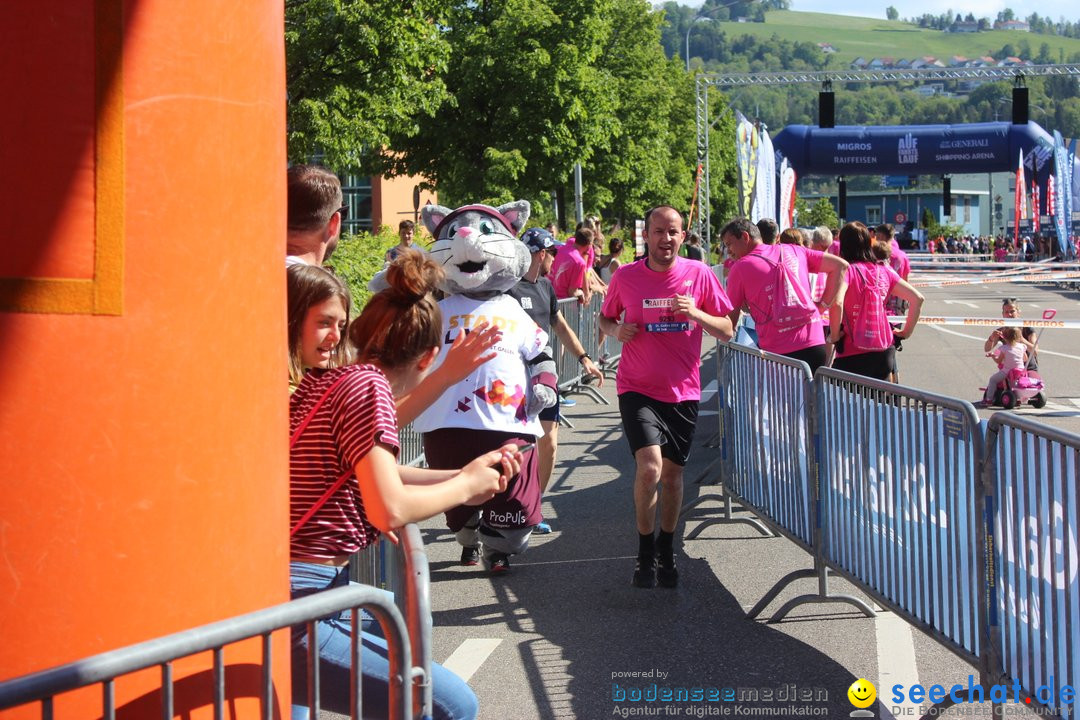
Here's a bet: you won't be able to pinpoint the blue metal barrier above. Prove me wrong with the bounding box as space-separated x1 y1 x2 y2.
816 368 985 667
692 343 873 622
0 585 412 720
984 413 1080 719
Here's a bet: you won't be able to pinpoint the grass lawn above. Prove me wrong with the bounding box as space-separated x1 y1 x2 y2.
710 11 1080 67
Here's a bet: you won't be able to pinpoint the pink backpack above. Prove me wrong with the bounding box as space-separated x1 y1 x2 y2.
757 245 818 331
848 264 893 352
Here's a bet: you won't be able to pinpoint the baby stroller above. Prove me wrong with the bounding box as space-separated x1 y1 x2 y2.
988 368 1047 409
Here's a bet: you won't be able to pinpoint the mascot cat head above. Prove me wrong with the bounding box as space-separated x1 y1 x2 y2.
421 201 531 296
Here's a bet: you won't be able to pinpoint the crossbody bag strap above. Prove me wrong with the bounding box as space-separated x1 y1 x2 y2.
289 373 354 537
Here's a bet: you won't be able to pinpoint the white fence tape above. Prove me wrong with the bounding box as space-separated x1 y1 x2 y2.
887 315 1080 329
911 270 1080 288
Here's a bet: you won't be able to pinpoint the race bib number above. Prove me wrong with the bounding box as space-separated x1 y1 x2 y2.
642 298 690 332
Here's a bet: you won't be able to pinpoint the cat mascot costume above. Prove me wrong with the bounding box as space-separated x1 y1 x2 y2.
412 201 558 572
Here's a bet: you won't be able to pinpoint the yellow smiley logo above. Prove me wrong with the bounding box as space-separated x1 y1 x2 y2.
847 678 876 709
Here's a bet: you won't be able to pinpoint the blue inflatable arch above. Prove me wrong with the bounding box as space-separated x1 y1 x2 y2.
772 121 1055 177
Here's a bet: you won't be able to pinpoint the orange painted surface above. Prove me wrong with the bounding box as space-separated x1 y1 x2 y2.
372 173 439 231
0 1 290 717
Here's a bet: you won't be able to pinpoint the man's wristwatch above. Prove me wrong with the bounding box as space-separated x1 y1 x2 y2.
578 352 591 364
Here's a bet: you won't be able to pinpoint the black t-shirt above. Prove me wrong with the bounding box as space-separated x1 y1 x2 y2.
685 245 705 261
507 277 559 334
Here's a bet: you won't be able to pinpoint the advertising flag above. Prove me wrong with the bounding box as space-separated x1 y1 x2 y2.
735 112 759 218
1032 181 1040 233
753 125 776 223
1014 150 1025 246
1053 131 1070 256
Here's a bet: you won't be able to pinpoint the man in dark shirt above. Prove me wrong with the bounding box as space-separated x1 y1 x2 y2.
508 228 604 533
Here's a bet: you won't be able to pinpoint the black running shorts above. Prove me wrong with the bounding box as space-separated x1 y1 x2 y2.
618 391 699 467
832 349 892 381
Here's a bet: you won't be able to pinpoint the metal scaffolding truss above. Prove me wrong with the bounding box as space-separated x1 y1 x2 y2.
698 63 1080 88
694 63 1080 246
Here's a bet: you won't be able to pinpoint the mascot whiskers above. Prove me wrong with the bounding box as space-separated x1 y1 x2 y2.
412 201 558 572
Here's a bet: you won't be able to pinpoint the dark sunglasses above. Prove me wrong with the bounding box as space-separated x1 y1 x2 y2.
334 204 349 222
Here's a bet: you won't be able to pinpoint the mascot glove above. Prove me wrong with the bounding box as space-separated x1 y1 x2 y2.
527 372 559 416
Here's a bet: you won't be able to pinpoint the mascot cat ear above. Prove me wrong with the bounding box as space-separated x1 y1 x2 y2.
421 204 454 236
496 201 530 236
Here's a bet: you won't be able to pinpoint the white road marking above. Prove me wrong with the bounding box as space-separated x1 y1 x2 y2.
701 379 718 396
929 325 1080 361
442 638 503 682
876 611 921 719
1071 399 1080 409
944 299 979 309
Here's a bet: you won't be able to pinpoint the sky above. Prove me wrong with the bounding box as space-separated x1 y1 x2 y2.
676 1 1078 23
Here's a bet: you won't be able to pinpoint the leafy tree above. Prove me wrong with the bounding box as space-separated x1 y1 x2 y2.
390 0 619 204
284 0 453 171
806 197 838 228
886 6 898 20
585 0 699 224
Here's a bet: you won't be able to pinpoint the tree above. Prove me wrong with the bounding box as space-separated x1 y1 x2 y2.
806 197 838 228
886 6 898 20
284 0 453 171
583 0 700 224
390 0 619 204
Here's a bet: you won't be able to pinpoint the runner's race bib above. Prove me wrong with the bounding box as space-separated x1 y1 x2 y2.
643 298 691 332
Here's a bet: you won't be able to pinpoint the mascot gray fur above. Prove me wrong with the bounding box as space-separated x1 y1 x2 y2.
411 200 558 571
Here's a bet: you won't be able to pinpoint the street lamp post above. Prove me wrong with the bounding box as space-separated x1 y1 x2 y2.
685 16 711 72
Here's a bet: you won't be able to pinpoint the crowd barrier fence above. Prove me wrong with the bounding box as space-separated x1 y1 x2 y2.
816 369 985 670
699 340 1080 718
0 584 413 720
984 414 1080 719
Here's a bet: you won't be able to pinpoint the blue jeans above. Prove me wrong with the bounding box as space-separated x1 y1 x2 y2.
289 562 478 720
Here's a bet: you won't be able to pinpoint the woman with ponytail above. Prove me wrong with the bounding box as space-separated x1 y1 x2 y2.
289 250 519 720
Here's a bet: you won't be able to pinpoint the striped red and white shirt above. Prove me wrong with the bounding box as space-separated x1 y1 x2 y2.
289 365 399 559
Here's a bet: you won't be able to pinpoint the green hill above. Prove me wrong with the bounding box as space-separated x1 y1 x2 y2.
710 10 1080 66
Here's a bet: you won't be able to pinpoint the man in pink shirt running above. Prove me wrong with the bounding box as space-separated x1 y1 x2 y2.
550 227 594 303
599 205 734 590
721 217 848 374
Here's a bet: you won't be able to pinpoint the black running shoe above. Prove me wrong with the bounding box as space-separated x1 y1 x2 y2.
488 552 511 574
657 555 678 589
460 546 481 566
632 556 657 588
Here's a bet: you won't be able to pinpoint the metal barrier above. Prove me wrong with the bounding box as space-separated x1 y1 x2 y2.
984 413 1080 719
816 368 985 672
688 343 874 622
0 584 412 720
349 524 433 719
554 297 605 405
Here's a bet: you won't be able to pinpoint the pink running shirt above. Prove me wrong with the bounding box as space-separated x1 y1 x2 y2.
834 262 900 359
889 240 911 279
725 244 826 355
601 257 733 403
550 243 588 299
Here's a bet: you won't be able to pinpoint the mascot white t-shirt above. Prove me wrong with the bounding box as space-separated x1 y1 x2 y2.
414 294 548 437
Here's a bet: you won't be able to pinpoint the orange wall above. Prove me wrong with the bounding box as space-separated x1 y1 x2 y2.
0 1 290 716
372 174 438 231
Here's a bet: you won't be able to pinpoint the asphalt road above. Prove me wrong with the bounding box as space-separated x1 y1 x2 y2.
332 268 1077 720
890 276 1080 435
415 270 1077 720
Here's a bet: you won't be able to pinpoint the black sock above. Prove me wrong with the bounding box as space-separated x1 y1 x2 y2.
638 532 655 561
656 530 674 558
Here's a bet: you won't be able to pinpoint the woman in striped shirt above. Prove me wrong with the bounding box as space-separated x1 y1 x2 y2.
289 250 522 720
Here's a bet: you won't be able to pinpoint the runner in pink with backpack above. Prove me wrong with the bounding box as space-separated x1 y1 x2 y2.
721 217 849 374
829 222 924 381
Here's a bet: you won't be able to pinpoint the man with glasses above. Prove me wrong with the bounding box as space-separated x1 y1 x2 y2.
286 164 348 267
